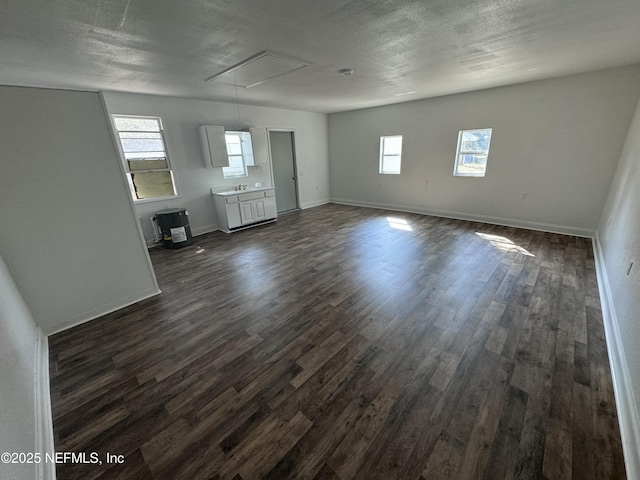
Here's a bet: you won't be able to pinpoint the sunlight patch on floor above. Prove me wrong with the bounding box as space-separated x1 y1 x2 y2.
476 232 535 256
387 217 412 231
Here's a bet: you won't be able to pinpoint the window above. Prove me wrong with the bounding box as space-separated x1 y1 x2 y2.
113 115 177 201
454 128 493 177
379 135 403 174
222 133 249 179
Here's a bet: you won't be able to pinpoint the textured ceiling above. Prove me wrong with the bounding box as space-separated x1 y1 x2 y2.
1 0 640 113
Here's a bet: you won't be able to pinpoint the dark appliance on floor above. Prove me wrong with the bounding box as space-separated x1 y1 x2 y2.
154 208 193 249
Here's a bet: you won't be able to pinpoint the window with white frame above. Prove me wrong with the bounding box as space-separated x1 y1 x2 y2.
113 115 177 201
222 132 249 179
454 128 493 177
379 135 403 174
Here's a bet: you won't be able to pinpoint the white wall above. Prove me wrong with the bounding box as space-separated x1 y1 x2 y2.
101 92 330 245
0 254 54 480
329 66 640 236
597 95 640 477
0 254 41 480
0 86 159 334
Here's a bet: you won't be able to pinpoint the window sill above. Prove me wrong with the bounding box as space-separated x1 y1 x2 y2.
133 195 183 205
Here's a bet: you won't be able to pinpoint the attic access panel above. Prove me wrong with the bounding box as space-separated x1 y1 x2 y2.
205 51 311 88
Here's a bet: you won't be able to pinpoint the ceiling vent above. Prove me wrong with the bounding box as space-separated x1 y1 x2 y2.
205 50 311 88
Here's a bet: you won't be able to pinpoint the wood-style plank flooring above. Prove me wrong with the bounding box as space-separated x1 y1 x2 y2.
48 204 626 479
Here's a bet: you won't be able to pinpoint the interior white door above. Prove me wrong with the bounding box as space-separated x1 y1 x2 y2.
269 131 298 212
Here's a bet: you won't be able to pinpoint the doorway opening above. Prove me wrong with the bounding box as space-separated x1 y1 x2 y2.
269 130 299 213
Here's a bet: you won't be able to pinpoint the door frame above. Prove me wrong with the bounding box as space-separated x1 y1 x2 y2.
267 127 300 212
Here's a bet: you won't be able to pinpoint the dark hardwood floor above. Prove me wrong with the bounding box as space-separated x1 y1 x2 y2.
48 204 626 479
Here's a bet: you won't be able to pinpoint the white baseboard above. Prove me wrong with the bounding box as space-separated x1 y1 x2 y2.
47 288 161 336
330 198 595 238
35 329 56 480
300 198 331 210
190 224 219 237
593 234 640 480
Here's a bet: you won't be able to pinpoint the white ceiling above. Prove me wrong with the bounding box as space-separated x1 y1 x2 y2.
2 0 640 113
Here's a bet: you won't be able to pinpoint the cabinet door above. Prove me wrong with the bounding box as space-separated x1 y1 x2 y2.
253 199 267 221
264 189 278 219
250 128 269 165
199 125 229 168
226 202 242 229
239 201 254 224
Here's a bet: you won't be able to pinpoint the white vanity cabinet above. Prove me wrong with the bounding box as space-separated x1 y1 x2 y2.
213 188 277 232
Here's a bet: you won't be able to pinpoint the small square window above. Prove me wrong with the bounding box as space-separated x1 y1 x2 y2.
379 135 403 174
222 133 249 179
454 128 493 177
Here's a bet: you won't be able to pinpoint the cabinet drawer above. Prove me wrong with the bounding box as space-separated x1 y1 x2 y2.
265 189 275 197
226 195 239 204
238 191 266 202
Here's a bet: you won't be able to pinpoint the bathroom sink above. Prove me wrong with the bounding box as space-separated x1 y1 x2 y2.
212 187 273 196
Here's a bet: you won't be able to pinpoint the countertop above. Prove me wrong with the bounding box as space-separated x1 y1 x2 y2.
211 186 274 196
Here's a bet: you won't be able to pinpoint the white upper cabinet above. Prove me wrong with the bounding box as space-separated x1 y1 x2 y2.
199 125 228 168
250 127 269 165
